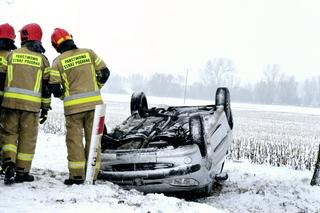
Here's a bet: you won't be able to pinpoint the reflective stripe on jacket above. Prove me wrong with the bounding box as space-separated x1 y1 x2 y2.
0 50 10 103
0 51 9 69
1 47 50 112
49 48 107 115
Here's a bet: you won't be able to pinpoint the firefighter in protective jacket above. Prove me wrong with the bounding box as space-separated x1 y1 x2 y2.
0 23 17 106
1 23 51 184
0 23 17 174
49 28 110 185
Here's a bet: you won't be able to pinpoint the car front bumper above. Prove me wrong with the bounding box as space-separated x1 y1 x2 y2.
99 144 212 193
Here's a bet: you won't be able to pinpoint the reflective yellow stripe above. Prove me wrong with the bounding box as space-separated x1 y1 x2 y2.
2 144 17 153
17 152 34 161
50 69 61 77
56 35 72 45
41 97 51 104
95 57 102 66
7 65 13 87
12 53 42 68
64 95 102 107
0 56 7 66
91 65 98 91
68 161 86 169
61 72 69 96
61 53 92 71
4 92 41 103
44 67 51 75
34 69 42 93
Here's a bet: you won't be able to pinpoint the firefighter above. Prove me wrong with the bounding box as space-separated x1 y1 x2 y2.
1 23 51 184
0 23 17 174
49 28 110 185
0 23 16 106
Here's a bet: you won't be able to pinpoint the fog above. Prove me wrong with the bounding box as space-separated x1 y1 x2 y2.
103 58 320 107
2 0 320 105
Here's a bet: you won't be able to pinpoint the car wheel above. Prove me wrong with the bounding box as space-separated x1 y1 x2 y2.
189 115 207 157
215 87 233 129
130 92 148 117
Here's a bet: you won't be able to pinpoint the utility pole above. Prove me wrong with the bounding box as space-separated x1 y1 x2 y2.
183 69 189 104
311 144 320 186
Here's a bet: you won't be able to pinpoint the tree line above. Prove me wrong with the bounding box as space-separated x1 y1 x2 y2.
102 58 320 107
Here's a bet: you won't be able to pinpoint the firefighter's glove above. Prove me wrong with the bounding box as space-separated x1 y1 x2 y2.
39 108 48 124
96 67 110 84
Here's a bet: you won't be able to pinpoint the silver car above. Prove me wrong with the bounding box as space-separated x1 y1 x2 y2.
99 87 233 196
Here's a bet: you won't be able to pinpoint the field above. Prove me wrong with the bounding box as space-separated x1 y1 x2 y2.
231 108 320 170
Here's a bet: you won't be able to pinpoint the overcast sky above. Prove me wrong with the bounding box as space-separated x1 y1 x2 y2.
1 0 320 83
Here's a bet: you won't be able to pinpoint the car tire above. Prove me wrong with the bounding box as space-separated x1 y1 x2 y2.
130 92 148 117
189 115 207 157
215 87 233 129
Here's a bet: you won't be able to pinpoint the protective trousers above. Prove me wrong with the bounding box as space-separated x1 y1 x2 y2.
1 109 39 173
65 110 101 180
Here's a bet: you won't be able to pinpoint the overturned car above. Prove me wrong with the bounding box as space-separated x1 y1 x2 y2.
99 88 233 196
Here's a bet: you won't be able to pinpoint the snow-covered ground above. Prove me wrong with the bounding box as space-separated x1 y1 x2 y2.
1 93 319 213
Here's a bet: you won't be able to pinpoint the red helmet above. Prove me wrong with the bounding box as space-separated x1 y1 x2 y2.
0 23 16 40
51 28 72 48
20 23 42 42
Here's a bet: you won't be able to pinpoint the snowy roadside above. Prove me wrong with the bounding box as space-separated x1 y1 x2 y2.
0 134 225 213
200 160 320 212
1 94 320 213
2 133 319 213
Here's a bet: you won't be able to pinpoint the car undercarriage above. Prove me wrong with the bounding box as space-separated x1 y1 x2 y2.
99 88 233 196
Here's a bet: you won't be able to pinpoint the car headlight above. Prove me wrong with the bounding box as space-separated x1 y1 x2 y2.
184 157 192 164
168 178 199 187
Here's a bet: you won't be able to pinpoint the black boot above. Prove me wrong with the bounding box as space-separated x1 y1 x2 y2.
4 163 15 185
64 179 84 185
15 172 34 183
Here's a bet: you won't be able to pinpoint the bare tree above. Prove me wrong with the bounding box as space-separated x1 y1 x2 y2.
128 74 146 92
277 75 299 105
302 78 316 106
301 77 320 106
253 64 300 105
201 58 237 94
147 73 183 97
258 64 281 103
311 144 320 186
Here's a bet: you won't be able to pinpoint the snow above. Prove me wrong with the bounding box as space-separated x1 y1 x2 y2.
1 93 320 213
1 134 224 213
200 160 320 212
103 93 320 116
